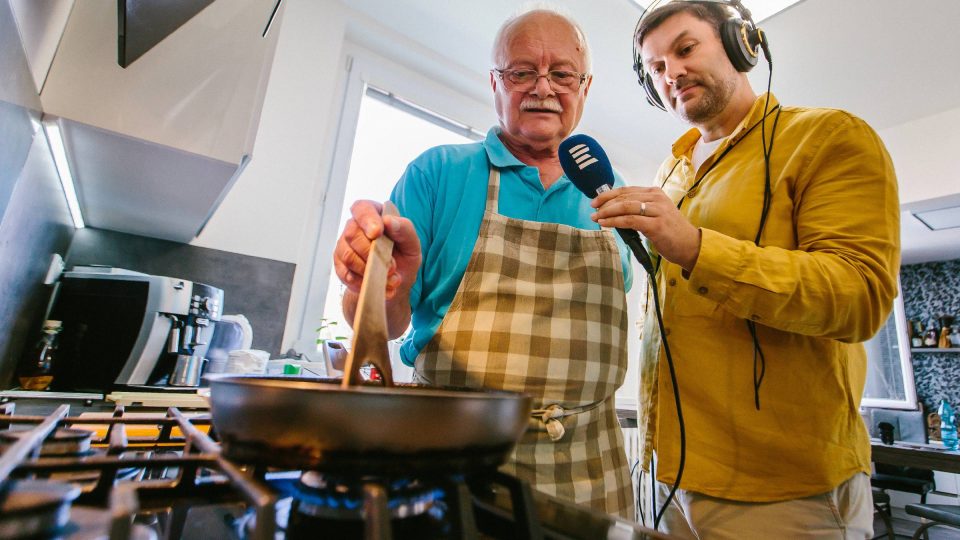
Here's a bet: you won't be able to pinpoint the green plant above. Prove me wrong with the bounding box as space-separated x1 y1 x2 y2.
316 318 349 345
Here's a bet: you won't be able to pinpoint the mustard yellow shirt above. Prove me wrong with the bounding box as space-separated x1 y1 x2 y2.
638 94 900 501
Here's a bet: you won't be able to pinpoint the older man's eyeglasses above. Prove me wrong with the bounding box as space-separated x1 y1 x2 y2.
492 68 588 94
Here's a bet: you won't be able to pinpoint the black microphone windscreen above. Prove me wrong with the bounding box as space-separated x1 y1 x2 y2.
558 134 615 199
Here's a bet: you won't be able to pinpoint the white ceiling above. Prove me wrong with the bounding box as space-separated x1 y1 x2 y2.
339 0 960 265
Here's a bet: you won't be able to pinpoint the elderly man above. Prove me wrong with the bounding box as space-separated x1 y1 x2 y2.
333 9 634 517
592 0 899 536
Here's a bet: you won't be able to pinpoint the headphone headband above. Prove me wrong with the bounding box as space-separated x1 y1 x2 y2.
676 0 755 25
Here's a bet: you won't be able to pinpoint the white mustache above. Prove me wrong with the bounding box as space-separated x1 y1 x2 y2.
520 98 563 113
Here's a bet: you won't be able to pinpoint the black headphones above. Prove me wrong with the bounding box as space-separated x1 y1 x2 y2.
632 0 769 111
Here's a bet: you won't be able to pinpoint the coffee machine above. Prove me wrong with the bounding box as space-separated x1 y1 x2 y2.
46 266 223 392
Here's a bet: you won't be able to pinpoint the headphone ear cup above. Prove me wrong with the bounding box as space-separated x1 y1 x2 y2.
721 18 759 72
643 72 666 111
634 48 666 111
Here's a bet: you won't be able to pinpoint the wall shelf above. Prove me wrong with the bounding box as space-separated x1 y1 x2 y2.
911 348 960 353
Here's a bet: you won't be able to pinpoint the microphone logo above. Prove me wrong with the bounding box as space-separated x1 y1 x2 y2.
566 143 599 170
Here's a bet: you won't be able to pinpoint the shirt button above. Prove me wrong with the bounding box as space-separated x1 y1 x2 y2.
668 278 677 286
664 328 671 337
686 189 698 199
751 314 761 321
697 286 708 295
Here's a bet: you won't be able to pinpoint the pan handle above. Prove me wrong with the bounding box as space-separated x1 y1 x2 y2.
342 201 398 388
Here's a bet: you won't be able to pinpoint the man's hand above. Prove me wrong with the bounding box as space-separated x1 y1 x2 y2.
334 200 421 337
334 200 421 299
591 186 702 272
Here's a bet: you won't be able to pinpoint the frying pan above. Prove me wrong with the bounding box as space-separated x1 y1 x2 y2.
209 202 531 473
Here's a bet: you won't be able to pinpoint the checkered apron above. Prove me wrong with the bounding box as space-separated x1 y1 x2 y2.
414 167 634 518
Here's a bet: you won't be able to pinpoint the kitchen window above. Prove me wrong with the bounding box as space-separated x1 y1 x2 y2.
317 85 479 379
862 280 918 410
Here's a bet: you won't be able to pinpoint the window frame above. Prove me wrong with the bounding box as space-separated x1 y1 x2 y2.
862 278 919 410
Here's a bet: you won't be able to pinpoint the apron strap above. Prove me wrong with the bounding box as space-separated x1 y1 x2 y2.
484 166 500 213
530 398 609 442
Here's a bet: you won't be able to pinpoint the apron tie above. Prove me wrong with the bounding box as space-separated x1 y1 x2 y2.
531 400 606 442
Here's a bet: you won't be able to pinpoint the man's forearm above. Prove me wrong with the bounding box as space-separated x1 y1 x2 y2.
386 297 413 339
341 288 412 340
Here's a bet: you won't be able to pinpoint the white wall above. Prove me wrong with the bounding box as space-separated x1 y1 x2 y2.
880 105 960 205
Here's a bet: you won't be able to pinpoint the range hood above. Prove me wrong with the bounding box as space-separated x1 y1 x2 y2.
37 0 285 242
118 0 217 68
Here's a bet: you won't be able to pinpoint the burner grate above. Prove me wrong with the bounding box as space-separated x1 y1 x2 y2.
1 401 667 539
0 403 277 540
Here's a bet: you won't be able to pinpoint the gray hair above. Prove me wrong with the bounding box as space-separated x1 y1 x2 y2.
491 5 592 73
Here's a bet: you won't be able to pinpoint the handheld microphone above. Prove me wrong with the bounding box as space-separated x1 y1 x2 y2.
559 134 655 275
561 135 685 530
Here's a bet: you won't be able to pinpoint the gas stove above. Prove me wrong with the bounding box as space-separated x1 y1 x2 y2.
0 396 666 539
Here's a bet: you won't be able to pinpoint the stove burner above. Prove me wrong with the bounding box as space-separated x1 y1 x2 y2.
283 471 445 520
0 427 94 456
0 479 80 539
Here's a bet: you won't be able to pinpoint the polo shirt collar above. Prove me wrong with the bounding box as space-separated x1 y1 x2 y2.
670 92 781 159
483 127 529 169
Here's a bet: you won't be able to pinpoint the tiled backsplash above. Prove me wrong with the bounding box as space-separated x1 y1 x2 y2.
901 259 960 414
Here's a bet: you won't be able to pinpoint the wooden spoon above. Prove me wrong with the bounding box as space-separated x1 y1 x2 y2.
341 201 398 388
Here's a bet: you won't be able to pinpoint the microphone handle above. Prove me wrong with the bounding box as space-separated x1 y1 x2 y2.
616 227 655 276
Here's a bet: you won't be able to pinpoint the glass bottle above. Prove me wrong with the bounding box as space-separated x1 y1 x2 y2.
939 400 959 451
912 320 925 348
924 322 939 347
940 327 952 349
16 320 62 391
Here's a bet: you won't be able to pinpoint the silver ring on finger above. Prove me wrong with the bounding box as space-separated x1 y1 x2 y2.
640 201 647 217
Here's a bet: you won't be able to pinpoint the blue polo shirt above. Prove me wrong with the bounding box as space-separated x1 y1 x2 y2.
390 127 633 366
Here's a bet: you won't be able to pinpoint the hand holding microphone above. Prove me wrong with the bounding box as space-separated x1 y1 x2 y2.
558 134 701 274
593 186 702 273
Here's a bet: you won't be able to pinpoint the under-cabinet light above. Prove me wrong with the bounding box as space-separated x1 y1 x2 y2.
42 119 85 229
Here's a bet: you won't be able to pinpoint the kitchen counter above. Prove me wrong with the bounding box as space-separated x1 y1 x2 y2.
0 389 207 414
871 438 960 473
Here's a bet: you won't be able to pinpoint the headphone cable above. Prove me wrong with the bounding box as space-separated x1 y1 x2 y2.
747 33 781 410
645 259 685 530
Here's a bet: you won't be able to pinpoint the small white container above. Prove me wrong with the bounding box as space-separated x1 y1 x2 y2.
225 349 269 374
